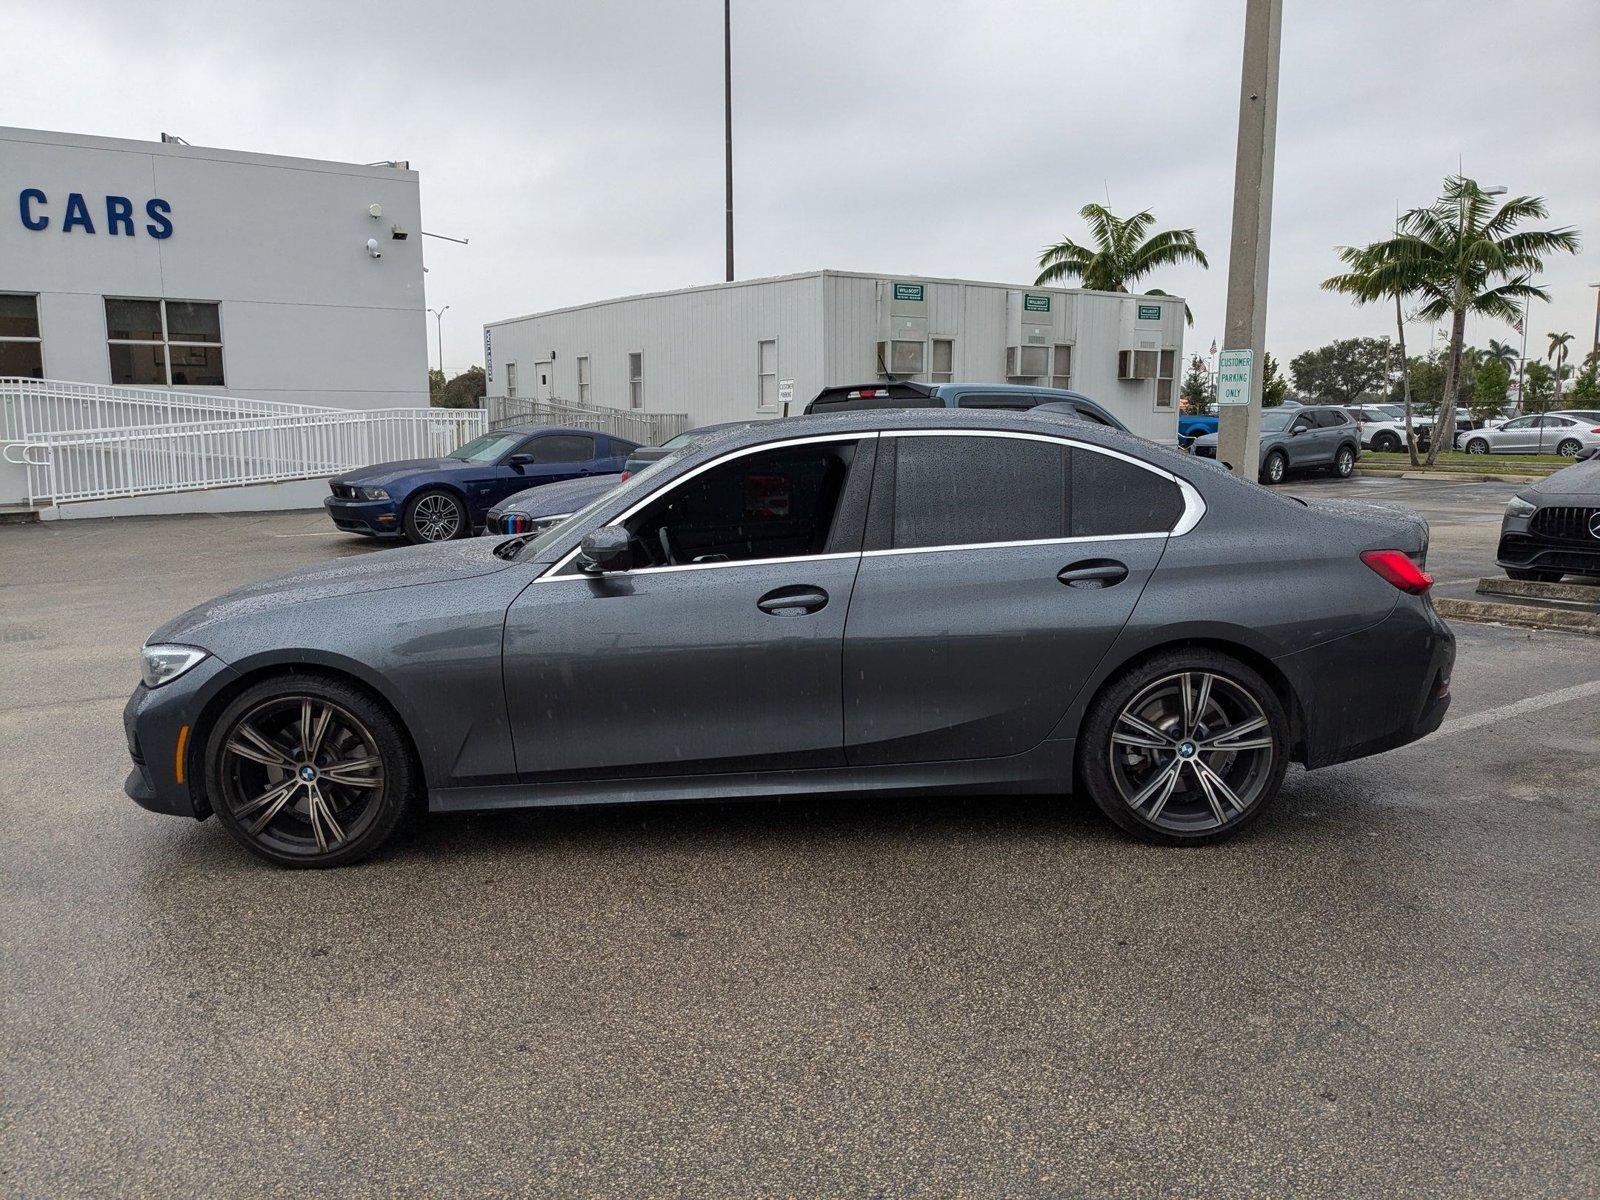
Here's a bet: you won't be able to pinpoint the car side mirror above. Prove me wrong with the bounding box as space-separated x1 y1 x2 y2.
577 527 633 574
507 453 534 470
1290 425 1306 436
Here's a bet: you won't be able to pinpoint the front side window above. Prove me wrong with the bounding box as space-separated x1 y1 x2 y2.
624 441 856 568
1501 416 1535 430
628 352 643 409
105 297 224 386
448 432 527 462
526 433 596 463
757 339 777 409
888 434 1183 550
0 294 43 377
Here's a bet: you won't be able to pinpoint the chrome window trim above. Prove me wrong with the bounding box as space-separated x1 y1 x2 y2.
863 531 1166 559
532 550 862 583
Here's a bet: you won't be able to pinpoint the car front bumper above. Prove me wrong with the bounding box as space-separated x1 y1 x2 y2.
1497 505 1600 576
123 655 242 820
323 494 404 536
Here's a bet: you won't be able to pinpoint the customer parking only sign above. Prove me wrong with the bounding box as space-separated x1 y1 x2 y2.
1217 348 1254 406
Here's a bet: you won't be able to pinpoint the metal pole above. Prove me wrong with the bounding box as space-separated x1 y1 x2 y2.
1515 296 1528 415
1216 0 1282 477
429 306 449 376
723 0 735 282
1589 283 1600 361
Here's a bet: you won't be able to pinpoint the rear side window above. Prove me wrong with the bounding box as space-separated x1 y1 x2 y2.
808 395 943 413
1069 448 1183 536
892 435 1067 549
955 394 1039 411
1312 409 1348 428
527 434 596 463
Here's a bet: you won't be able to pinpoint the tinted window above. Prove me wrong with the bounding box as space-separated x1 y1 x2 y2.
1291 414 1314 431
808 395 943 413
449 432 526 462
1070 448 1184 536
527 434 596 463
892 436 1067 549
1502 416 1536 429
956 394 1038 411
1312 409 1348 428
627 442 855 567
1070 404 1115 427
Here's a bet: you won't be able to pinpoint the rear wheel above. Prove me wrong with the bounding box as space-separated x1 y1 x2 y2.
1506 567 1562 583
1260 450 1287 485
1556 438 1583 458
403 488 467 544
1333 445 1356 478
1464 438 1490 455
1078 651 1290 845
205 675 416 868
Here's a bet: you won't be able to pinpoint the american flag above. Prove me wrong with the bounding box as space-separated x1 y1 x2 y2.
1209 339 1218 355
1512 317 1524 335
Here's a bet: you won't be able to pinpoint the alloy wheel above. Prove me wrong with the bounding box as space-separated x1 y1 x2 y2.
413 493 462 541
1108 671 1277 834
219 696 386 858
1466 439 1489 455
1336 448 1354 476
1265 454 1285 483
1557 439 1582 458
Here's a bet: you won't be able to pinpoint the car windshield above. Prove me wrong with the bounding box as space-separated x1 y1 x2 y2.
1373 405 1405 419
512 451 682 562
448 432 525 463
1261 411 1295 433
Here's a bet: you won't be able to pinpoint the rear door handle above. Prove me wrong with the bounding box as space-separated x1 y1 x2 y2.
757 585 829 615
1058 559 1128 589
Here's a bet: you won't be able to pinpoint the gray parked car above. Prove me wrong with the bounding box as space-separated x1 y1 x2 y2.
1189 406 1362 484
125 408 1453 867
1496 448 1600 581
1459 412 1600 458
482 473 622 537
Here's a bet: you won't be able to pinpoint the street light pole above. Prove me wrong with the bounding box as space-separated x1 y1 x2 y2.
428 306 450 375
723 0 735 282
1216 0 1283 477
1589 282 1600 362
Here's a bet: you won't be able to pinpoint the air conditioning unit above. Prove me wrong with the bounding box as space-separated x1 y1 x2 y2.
1006 344 1050 379
878 339 926 378
1118 349 1159 380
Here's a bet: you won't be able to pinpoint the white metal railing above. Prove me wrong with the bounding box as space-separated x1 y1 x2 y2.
11 409 486 506
1 377 338 444
486 395 690 445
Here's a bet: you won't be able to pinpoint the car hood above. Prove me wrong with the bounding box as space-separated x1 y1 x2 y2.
151 538 516 646
1516 456 1600 506
490 474 622 518
333 457 474 487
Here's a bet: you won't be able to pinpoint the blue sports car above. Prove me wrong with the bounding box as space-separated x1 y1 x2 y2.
324 425 638 544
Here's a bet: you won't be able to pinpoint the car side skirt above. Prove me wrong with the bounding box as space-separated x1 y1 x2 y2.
428 738 1077 813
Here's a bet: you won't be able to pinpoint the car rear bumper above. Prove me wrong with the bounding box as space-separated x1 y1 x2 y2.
323 494 403 536
1275 597 1455 770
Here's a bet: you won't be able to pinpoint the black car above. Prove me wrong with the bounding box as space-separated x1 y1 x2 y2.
126 407 1453 867
1496 448 1600 581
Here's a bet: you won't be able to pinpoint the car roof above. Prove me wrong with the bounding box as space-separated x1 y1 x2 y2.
494 424 614 438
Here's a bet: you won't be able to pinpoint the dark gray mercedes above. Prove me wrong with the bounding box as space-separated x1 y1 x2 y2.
125 409 1454 867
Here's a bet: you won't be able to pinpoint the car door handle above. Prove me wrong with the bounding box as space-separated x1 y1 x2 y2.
757 585 829 616
1058 560 1128 589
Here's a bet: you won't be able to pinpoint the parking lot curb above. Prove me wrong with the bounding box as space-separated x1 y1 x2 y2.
1351 468 1551 484
1475 577 1600 606
1434 596 1600 635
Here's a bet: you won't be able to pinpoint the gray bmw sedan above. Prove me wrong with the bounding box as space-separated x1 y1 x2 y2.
125 409 1454 867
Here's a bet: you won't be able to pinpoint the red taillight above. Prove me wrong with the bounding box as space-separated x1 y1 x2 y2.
1590 427 1600 434
619 470 631 481
1361 549 1433 594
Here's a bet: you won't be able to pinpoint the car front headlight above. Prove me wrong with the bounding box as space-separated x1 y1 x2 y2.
359 487 390 501
1504 496 1537 520
140 644 209 689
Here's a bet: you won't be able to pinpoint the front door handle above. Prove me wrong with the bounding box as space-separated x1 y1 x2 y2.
757 585 829 616
1058 559 1128 589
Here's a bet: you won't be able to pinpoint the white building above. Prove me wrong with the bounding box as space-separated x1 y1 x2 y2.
1 126 429 508
484 270 1185 442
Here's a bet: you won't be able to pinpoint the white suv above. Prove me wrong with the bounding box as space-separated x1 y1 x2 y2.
1343 404 1434 452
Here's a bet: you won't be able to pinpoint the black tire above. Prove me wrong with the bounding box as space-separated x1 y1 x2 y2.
1371 432 1400 453
1464 438 1490 455
1332 444 1356 478
1556 439 1583 458
403 488 467 544
1077 649 1290 846
1260 450 1287 485
205 674 417 868
1506 567 1562 583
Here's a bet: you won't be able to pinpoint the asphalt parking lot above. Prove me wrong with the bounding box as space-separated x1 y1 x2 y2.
3 485 1597 1199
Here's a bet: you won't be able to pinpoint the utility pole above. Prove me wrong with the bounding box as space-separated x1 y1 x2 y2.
1216 0 1283 477
723 0 735 282
1589 282 1599 362
429 306 449 375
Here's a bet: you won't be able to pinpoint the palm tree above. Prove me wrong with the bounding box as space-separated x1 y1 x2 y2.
1547 331 1574 409
1035 204 1208 324
1485 338 1519 370
1324 242 1429 463
1354 177 1579 466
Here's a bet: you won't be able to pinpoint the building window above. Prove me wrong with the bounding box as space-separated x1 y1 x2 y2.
628 352 643 409
1155 348 1176 409
931 338 954 383
105 298 224 387
0 294 44 378
757 339 778 409
505 362 518 399
577 356 591 405
1051 344 1072 391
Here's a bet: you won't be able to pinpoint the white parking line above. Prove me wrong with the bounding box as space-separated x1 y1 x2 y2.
1439 679 1600 737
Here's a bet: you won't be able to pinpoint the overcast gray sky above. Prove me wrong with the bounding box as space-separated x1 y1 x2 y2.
10 0 1599 379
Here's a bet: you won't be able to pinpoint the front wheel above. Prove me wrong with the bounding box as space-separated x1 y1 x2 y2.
1333 445 1356 478
1078 651 1290 844
1556 439 1583 458
1260 450 1287 485
205 675 417 867
403 488 467 544
1464 438 1490 455
1371 432 1400 453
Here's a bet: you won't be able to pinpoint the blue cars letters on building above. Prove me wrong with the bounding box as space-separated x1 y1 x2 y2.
325 425 637 544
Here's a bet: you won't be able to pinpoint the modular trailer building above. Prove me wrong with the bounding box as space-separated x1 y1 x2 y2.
484 271 1185 441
